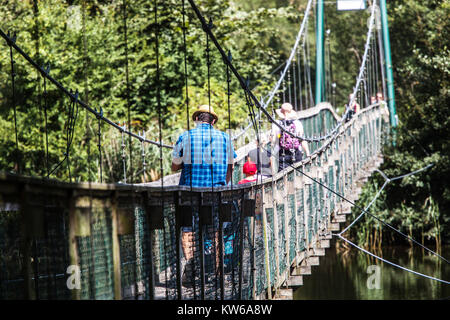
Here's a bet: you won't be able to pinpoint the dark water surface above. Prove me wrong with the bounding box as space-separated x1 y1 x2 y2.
294 241 450 300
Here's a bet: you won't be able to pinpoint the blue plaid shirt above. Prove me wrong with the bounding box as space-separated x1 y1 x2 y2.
172 123 236 187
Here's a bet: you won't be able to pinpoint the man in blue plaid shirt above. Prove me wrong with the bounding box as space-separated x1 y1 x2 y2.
171 105 236 286
171 105 236 187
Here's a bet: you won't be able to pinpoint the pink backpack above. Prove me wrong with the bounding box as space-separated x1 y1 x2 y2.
279 120 301 151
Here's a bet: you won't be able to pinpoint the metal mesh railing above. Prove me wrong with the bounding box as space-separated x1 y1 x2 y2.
0 102 389 300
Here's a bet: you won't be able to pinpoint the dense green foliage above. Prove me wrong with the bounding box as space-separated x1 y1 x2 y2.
350 0 450 246
0 0 301 182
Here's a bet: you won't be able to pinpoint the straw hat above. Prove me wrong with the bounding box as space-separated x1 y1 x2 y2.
192 104 219 123
275 103 297 120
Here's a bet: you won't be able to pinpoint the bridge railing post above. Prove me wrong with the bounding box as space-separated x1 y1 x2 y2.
67 190 81 300
272 177 282 291
141 191 156 300
303 163 312 249
293 170 301 265
238 190 244 299
283 173 290 280
261 183 272 299
218 192 230 300
110 191 123 300
174 191 183 300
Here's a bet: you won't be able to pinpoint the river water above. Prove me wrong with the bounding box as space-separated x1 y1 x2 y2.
293 241 450 300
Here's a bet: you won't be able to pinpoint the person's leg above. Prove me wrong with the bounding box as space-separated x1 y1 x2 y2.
181 228 195 286
295 148 303 163
278 151 286 172
214 230 220 274
279 152 294 171
181 230 194 261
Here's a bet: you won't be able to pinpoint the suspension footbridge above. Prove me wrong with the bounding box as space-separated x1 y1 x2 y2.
2 0 436 300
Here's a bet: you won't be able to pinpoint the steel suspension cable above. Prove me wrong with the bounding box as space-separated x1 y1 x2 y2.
325 29 332 103
47 93 79 179
347 2 377 111
297 49 303 110
81 0 93 182
205 20 215 192
302 41 310 107
226 51 233 190
153 0 170 299
204 18 220 298
43 74 50 178
123 0 133 183
373 33 379 95
305 24 314 107
96 108 103 183
288 68 292 105
67 95 79 181
292 61 297 110
32 0 45 176
154 0 164 208
338 235 450 285
231 60 287 141
8 34 20 174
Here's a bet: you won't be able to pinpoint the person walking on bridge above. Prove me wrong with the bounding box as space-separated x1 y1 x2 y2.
271 102 309 172
171 104 236 186
171 104 236 286
247 133 273 179
238 160 258 185
345 93 361 121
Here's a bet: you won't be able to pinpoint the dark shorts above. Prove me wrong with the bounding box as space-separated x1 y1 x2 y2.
278 149 303 172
